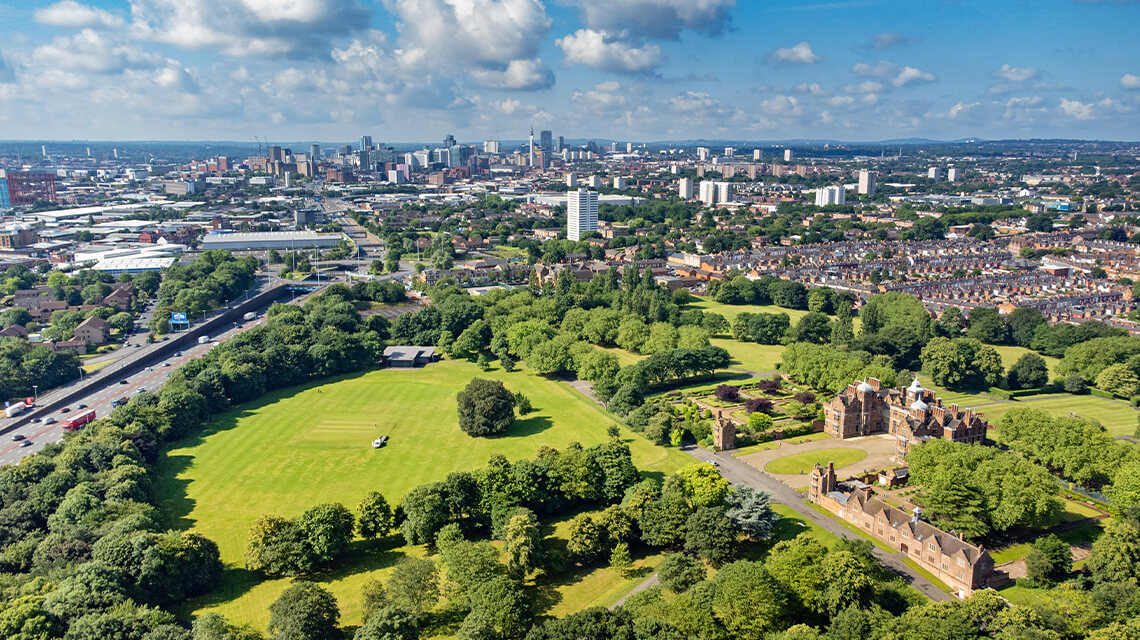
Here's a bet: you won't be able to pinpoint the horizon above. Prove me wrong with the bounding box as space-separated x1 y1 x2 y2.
1 1 1138 141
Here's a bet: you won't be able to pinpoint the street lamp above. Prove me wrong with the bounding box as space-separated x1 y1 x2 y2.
32 385 38 404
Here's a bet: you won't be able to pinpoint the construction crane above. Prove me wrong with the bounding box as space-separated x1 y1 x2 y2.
254 136 263 155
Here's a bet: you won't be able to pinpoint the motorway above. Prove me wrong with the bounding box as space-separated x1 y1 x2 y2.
0 311 267 466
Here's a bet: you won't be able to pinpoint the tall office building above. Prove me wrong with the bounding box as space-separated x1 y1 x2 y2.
857 170 876 195
443 134 456 148
947 167 960 182
626 142 633 153
716 182 733 204
360 136 372 151
815 186 846 206
928 167 944 180
540 130 553 152
678 177 694 199
309 144 321 161
784 149 794 162
556 136 564 152
483 140 500 153
567 189 598 241
753 149 763 161
699 180 718 207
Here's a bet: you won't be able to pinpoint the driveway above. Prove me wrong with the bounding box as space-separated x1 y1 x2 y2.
683 444 952 602
739 434 898 488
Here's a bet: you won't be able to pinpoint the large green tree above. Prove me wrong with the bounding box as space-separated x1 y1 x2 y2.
456 378 516 437
267 582 340 640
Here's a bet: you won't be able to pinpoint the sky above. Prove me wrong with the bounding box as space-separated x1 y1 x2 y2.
0 0 1139 143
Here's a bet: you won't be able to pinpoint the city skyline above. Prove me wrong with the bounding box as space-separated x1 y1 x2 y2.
1 0 1139 142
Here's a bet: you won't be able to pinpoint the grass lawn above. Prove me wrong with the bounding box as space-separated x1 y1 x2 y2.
712 337 783 373
990 345 1061 374
596 345 645 367
997 584 1053 607
990 542 1032 564
770 504 842 549
983 394 1139 437
155 359 691 628
730 441 781 456
764 448 867 475
913 374 996 407
902 558 954 595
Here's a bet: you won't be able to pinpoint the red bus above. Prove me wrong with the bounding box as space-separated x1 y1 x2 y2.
63 410 96 431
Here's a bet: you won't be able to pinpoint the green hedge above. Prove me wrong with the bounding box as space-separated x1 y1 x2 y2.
1090 388 1115 400
988 387 1013 400
1130 395 1140 407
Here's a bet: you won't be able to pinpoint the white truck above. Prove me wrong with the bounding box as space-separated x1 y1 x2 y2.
5 402 27 418
243 311 257 321
198 335 211 344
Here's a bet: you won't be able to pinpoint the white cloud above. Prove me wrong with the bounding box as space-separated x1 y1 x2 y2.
794 82 825 95
468 59 555 90
827 95 855 107
769 42 820 64
758 94 801 117
995 64 1038 82
30 29 161 75
129 0 370 57
1059 98 1096 120
567 0 735 40
386 0 554 89
947 101 978 119
843 80 883 94
35 1 123 29
557 29 664 74
1122 73 1140 89
1058 97 1130 121
893 66 936 87
852 61 896 77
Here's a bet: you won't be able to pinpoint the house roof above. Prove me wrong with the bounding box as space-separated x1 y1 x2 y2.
76 315 109 330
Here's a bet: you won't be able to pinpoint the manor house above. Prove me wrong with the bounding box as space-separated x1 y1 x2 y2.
809 462 995 599
823 377 988 462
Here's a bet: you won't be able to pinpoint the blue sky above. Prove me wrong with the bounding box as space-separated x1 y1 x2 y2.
0 0 1138 142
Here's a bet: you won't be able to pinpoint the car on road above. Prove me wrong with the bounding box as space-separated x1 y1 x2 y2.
119 379 129 385
10 434 24 441
174 352 182 357
30 417 40 423
77 404 87 409
60 407 70 413
163 362 171 367
705 458 719 466
136 387 146 394
145 367 152 372
43 417 56 424
19 440 32 447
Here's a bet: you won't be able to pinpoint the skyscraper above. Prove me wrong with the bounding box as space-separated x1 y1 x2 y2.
443 134 456 148
484 140 500 153
697 147 710 162
567 189 598 241
556 136 564 152
565 173 578 187
528 127 535 167
928 167 944 180
699 180 717 206
540 130 552 152
716 182 733 203
612 176 627 190
784 149 794 162
724 147 735 157
947 167 960 182
361 136 372 151
753 149 763 161
858 170 876 195
309 144 321 161
815 186 846 206
678 177 694 199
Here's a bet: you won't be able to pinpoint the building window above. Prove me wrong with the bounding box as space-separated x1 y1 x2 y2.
942 562 949 571
957 571 964 579
928 543 937 552
957 558 966 568
902 531 909 539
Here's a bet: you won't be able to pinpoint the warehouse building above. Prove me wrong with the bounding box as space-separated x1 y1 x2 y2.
199 231 343 251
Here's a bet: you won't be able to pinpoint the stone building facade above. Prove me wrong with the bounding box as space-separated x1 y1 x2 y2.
823 377 988 462
809 462 994 599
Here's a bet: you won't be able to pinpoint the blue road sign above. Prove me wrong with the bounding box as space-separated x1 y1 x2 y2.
171 312 188 323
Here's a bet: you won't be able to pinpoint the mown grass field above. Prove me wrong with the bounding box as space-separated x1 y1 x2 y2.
982 394 1138 438
764 448 867 475
154 359 691 629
